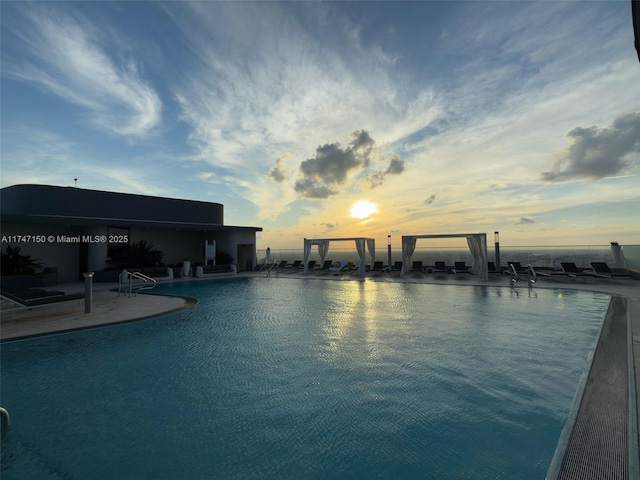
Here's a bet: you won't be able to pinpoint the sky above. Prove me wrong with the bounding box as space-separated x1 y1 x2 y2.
1 1 639 251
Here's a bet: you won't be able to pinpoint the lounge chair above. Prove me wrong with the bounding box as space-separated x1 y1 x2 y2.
530 266 568 279
410 261 425 273
391 261 403 272
507 262 528 275
307 260 317 270
286 260 302 270
347 261 365 274
560 262 597 278
487 262 502 275
275 260 288 271
430 261 449 274
373 261 392 273
328 260 349 275
590 262 632 279
1 288 84 308
369 261 384 272
318 260 333 272
453 261 471 274
260 262 279 272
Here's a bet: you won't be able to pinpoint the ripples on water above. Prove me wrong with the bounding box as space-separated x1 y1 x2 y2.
1 278 608 479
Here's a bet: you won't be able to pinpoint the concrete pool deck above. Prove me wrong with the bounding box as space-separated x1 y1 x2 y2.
1 271 639 478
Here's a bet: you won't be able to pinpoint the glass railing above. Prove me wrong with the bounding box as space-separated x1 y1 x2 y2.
257 245 637 270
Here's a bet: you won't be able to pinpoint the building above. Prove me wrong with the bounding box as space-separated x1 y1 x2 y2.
0 184 262 283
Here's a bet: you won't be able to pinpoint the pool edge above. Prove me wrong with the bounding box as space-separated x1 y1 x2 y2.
546 295 639 480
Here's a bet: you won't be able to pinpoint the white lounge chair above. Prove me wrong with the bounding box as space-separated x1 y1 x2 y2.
328 260 348 275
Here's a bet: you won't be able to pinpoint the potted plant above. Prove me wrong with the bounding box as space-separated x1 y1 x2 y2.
181 258 192 278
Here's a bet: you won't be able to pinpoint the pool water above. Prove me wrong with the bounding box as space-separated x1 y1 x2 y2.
1 278 609 479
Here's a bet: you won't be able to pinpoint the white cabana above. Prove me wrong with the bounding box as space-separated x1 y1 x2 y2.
400 233 489 280
303 237 376 278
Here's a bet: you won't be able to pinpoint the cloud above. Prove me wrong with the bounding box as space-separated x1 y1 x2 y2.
294 130 375 198
294 130 408 198
2 4 161 137
320 222 337 229
361 154 409 189
424 195 436 205
541 112 640 182
516 217 535 224
293 178 339 199
269 155 289 183
385 156 408 175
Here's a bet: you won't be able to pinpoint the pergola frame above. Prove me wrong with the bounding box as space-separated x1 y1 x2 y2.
400 233 489 280
303 237 376 278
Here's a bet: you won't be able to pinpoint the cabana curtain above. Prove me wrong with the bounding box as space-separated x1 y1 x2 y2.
317 241 330 263
466 236 487 278
400 233 488 280
303 237 375 277
400 237 417 276
366 239 375 267
355 239 365 276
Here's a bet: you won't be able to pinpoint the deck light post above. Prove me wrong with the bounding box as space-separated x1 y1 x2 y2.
83 272 94 314
387 235 392 268
494 231 501 269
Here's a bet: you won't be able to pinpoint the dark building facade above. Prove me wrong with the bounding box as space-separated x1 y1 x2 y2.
1 184 262 283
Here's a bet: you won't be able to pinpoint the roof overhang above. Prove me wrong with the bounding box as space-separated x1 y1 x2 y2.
1 213 262 233
0 184 262 233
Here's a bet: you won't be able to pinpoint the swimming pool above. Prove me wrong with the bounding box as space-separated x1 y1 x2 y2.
1 277 609 479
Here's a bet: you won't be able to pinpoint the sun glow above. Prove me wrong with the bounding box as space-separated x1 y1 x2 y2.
350 200 378 219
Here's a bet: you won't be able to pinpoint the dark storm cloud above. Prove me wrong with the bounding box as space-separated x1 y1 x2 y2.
541 112 640 182
294 130 406 198
515 217 535 224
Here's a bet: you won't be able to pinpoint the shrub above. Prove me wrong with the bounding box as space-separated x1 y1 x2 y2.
0 245 45 275
107 240 163 269
215 251 234 265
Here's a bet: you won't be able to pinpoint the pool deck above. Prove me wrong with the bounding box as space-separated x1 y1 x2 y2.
2 271 639 477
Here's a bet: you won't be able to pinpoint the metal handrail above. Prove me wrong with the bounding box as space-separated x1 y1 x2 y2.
118 270 158 297
509 263 537 287
509 263 518 284
1 407 9 429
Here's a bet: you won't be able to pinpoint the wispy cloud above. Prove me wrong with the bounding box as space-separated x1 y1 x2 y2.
2 1 638 246
164 2 434 212
2 4 161 137
0 126 166 196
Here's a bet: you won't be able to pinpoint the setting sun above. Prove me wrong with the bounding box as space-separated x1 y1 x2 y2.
350 200 378 219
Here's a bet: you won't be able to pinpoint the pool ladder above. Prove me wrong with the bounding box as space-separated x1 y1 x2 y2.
118 270 157 297
1 407 9 434
509 263 537 287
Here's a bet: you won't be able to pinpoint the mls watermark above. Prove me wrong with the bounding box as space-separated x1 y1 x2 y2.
1 235 129 244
